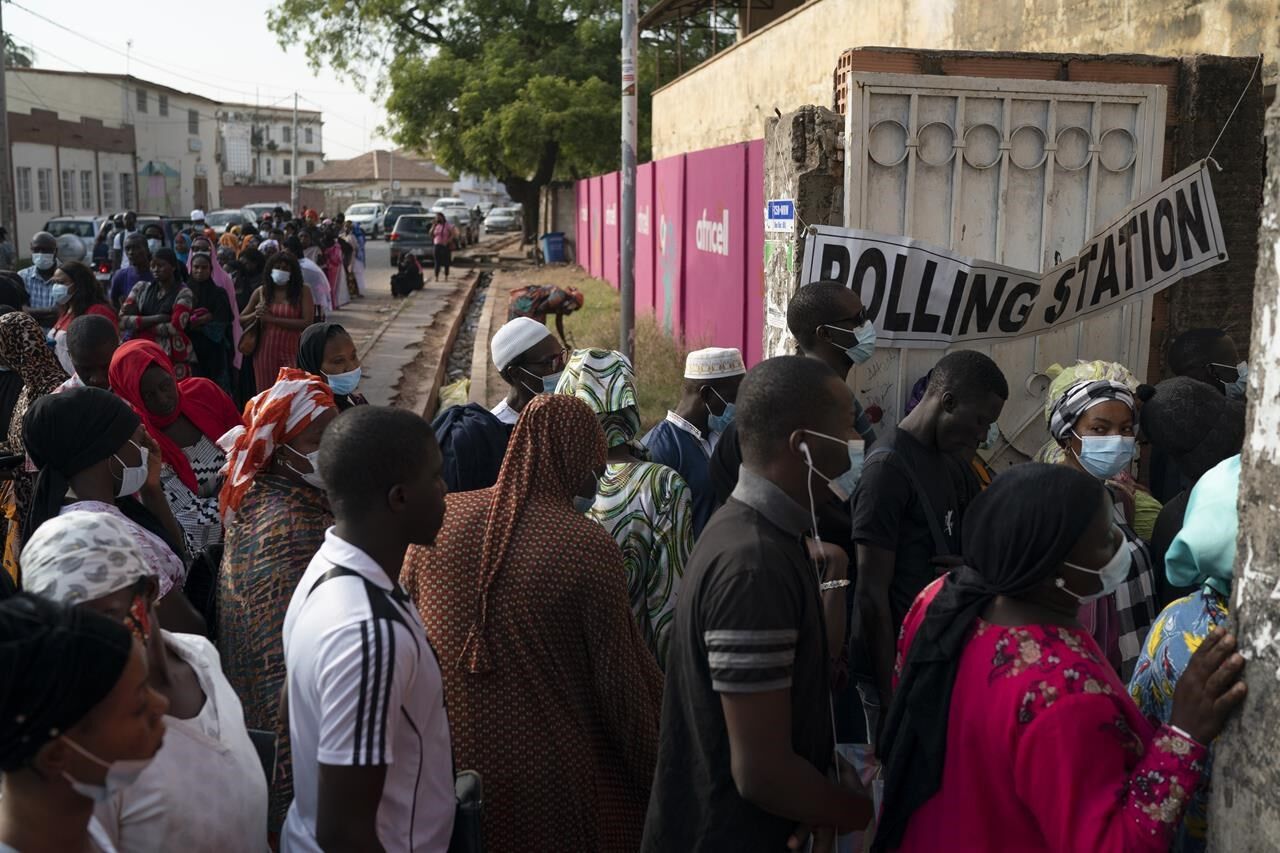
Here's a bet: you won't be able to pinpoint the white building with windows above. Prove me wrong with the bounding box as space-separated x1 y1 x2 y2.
216 102 325 188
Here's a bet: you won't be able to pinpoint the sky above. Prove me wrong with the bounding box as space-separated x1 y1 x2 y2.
4 0 392 161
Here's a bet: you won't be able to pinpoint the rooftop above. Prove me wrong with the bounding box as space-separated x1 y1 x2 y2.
299 149 453 184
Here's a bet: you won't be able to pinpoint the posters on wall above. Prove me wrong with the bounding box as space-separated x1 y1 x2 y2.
799 161 1227 348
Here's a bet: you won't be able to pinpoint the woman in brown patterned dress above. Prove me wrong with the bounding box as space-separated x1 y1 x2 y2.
403 394 664 852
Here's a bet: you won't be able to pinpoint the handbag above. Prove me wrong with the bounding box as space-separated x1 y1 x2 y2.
238 320 260 356
450 770 485 853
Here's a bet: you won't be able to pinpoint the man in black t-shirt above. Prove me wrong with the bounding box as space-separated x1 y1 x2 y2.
850 350 1007 737
642 356 872 853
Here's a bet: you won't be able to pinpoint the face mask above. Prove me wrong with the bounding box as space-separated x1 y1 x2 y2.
821 320 877 365
519 367 561 396
146 238 162 253
706 388 736 434
113 441 149 497
803 431 865 502
1225 362 1247 400
61 736 155 803
259 230 269 239
32 252 55 271
284 444 325 489
1056 533 1132 603
325 366 362 396
271 269 291 285
1071 433 1136 480
49 283 71 305
176 250 189 264
979 421 1000 451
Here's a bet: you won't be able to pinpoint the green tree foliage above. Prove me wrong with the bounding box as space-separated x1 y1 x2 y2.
3 34 34 68
270 0 652 233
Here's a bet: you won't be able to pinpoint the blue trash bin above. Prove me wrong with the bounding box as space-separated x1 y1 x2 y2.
540 232 565 263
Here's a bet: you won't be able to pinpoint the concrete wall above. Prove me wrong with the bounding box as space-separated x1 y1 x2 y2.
651 0 1277 157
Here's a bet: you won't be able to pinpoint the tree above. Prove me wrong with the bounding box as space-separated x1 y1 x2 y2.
3 33 34 68
271 0 648 237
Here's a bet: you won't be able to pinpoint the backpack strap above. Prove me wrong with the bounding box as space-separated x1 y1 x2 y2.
865 445 950 558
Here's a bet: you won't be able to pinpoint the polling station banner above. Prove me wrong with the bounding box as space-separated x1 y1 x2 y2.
799 161 1227 348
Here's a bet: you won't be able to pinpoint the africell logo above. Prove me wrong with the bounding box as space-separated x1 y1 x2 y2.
605 203 617 226
637 205 650 236
695 208 730 256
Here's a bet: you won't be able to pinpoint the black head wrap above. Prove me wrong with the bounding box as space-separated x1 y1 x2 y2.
1138 376 1245 482
298 323 358 409
23 387 140 538
0 593 132 771
874 463 1105 850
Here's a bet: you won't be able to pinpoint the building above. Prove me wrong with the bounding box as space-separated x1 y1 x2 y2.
451 173 508 207
5 67 223 236
299 149 454 211
644 0 1277 157
216 101 325 187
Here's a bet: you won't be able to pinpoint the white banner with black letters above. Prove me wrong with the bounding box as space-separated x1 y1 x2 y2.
799 161 1227 348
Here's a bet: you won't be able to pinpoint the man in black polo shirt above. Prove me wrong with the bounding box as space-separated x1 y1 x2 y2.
643 356 872 852
850 350 1007 736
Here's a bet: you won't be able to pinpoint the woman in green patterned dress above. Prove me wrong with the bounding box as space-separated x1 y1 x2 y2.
556 349 693 667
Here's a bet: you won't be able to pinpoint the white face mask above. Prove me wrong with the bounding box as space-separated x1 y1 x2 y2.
61 735 155 803
32 252 55 271
283 444 324 489
113 441 149 497
1056 531 1132 604
270 269 291 285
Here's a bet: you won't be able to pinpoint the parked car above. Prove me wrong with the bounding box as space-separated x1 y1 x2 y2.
244 202 293 222
344 202 386 238
444 207 478 246
483 209 520 234
430 197 465 212
388 214 435 267
383 203 423 234
205 208 259 232
43 216 112 284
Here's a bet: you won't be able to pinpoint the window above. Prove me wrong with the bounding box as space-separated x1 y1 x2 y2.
61 170 76 210
304 126 313 144
306 160 315 175
36 169 53 211
158 93 168 117
101 172 115 211
15 168 31 212
136 88 147 113
119 173 133 209
282 125 291 144
80 171 93 209
265 159 272 177
283 159 292 176
188 109 199 135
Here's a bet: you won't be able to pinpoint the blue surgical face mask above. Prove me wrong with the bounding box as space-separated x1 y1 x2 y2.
49 283 71 305
821 320 877 366
175 250 190 264
803 430 865 502
706 388 735 434
979 421 1000 451
325 366 361 396
32 252 55 271
1225 361 1247 400
146 238 162 253
1072 432 1136 480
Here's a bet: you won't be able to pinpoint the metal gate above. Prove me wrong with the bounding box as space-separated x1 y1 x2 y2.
842 72 1167 462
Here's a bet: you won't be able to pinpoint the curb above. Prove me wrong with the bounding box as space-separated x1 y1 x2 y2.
418 270 480 420
468 274 501 407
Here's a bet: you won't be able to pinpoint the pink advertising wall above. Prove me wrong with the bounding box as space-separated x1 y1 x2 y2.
574 140 765 363
602 172 620 289
635 163 656 316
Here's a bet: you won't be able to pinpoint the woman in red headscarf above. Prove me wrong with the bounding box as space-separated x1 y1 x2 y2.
402 394 663 853
109 339 242 554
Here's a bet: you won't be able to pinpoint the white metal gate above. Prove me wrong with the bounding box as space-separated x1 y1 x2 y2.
842 72 1167 462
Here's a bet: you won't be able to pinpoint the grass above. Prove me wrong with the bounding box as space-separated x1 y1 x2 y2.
515 265 689 430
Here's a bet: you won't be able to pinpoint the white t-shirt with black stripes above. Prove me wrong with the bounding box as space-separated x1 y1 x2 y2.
282 529 454 853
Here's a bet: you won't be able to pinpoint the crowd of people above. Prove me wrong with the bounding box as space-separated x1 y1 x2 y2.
0 256 1254 852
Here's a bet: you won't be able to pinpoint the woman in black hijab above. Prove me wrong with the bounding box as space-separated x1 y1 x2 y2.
875 463 1246 852
296 322 367 410
0 594 167 852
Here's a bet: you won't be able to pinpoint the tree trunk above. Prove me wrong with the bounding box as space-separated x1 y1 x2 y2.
1207 83 1280 851
501 140 561 244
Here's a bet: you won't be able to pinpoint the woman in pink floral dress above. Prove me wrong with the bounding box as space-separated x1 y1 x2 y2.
873 463 1246 852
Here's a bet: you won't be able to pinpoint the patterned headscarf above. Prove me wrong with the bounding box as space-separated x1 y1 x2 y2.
21 510 152 605
460 394 607 673
554 349 641 448
1035 360 1139 463
218 367 335 522
1047 379 1136 442
0 312 67 452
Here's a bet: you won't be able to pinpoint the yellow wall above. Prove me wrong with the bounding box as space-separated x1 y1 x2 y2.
651 0 1278 158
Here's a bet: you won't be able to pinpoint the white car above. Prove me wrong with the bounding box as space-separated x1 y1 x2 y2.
430 197 466 212
344 202 387 238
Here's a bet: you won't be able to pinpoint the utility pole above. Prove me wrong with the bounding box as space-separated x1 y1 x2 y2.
388 148 395 202
1209 82 1280 849
0 1 17 251
290 92 299 214
619 0 638 362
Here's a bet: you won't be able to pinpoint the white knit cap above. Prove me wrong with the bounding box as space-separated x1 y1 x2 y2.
491 317 552 372
190 209 206 221
684 347 745 380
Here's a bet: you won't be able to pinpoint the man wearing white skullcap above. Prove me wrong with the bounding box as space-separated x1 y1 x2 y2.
489 317 568 426
642 346 745 536
23 510 269 852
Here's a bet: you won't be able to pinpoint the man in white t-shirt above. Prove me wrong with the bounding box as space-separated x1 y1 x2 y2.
111 211 139 270
282 406 454 853
488 316 566 425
